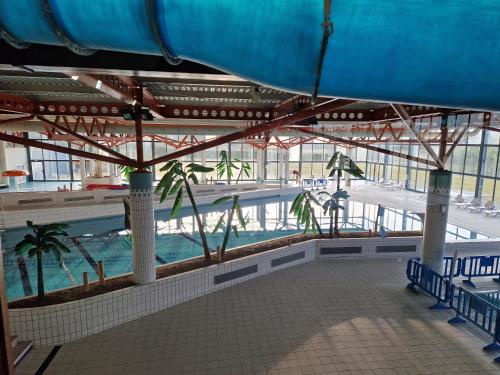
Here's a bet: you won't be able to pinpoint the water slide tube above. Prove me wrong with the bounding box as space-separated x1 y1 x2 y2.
1 0 499 111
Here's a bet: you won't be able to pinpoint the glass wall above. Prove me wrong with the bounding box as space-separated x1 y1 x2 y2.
353 113 500 203
23 111 500 203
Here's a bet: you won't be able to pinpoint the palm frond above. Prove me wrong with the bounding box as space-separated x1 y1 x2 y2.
170 188 184 218
212 196 232 206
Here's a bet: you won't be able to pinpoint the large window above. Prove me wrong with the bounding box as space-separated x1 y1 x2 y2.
352 113 500 203
24 111 500 202
28 133 75 181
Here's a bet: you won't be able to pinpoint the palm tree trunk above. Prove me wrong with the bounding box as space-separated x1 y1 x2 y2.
235 168 242 185
183 176 211 260
334 173 340 235
329 211 334 239
36 254 44 299
307 201 323 236
221 196 238 254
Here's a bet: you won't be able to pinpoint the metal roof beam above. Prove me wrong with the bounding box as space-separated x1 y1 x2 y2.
143 99 356 167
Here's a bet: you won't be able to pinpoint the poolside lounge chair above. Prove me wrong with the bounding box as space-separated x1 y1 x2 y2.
390 183 404 191
383 180 394 189
469 200 493 213
455 196 473 209
452 194 466 207
484 203 500 217
464 197 481 212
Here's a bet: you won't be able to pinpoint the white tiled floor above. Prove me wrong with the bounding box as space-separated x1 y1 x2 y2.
15 259 500 374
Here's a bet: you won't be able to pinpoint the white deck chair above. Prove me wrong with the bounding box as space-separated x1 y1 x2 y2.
465 198 481 212
452 194 465 207
383 180 394 189
484 202 499 217
470 200 493 213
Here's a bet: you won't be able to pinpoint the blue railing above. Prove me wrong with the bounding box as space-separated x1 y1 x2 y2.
448 285 500 355
461 256 500 287
406 259 450 309
407 258 500 363
412 256 461 279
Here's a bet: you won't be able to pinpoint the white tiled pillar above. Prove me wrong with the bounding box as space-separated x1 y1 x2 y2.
0 141 7 185
130 171 156 284
256 148 265 183
421 170 452 273
283 148 290 184
345 147 352 187
199 136 207 184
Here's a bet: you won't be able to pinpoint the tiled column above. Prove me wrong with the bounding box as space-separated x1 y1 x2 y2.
345 147 352 187
421 170 452 273
283 149 290 184
256 149 265 183
130 171 156 284
0 141 7 185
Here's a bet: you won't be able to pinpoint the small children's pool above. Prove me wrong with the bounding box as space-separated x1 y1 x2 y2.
2 194 489 300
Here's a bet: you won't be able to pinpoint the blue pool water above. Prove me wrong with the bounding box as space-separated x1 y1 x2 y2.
2 194 489 300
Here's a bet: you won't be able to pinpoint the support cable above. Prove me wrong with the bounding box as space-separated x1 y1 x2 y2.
311 0 334 106
0 23 30 49
146 0 183 65
41 0 96 56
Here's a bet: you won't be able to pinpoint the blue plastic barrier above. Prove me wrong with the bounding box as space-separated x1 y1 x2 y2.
412 256 462 279
406 259 450 309
448 285 500 357
461 256 500 288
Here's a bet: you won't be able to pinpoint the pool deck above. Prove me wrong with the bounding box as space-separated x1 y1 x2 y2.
347 183 500 239
15 258 500 375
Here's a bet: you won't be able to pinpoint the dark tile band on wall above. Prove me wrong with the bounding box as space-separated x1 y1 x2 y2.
376 245 416 253
271 251 305 267
320 246 362 255
214 264 258 285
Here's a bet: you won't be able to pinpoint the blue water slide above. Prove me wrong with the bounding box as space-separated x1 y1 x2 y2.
1 0 499 111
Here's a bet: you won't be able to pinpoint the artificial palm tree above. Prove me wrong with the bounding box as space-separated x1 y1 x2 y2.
15 221 71 299
212 194 247 260
156 160 214 259
326 151 364 235
289 190 323 235
119 165 151 182
215 150 252 184
318 189 350 238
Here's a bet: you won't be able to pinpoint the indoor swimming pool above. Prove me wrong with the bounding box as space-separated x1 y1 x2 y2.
2 194 489 300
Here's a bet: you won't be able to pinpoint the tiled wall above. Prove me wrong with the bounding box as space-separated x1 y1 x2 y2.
9 240 316 346
3 185 300 229
9 236 500 347
316 236 422 259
